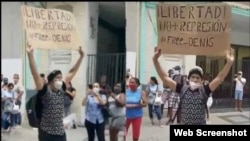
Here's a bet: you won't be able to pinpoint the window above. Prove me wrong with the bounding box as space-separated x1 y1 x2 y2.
25 2 47 8
49 50 72 65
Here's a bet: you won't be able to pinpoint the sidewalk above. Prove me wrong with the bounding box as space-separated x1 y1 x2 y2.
2 111 249 141
125 110 250 141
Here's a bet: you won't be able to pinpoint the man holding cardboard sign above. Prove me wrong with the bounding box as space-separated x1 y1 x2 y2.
157 3 231 56
153 47 234 125
21 5 84 141
26 42 84 141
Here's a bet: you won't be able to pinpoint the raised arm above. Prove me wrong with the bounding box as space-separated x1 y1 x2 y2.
153 47 177 91
27 43 43 90
64 47 84 85
209 49 234 92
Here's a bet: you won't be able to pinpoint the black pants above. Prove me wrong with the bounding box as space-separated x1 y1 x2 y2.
38 128 66 141
85 119 105 141
161 104 164 115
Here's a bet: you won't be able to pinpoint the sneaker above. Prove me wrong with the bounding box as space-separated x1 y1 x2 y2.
15 125 22 129
72 124 77 129
2 127 10 133
151 121 155 125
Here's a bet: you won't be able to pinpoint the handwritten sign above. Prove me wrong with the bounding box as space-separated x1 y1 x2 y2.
157 3 231 56
21 5 82 50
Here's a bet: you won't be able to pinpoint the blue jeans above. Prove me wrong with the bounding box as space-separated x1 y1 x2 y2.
235 90 243 100
13 112 21 125
148 104 162 120
1 112 17 129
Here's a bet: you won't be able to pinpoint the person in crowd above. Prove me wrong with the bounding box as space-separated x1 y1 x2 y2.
162 69 174 119
108 82 126 141
1 74 3 86
99 75 110 89
26 42 84 141
40 73 47 84
166 66 188 124
161 84 169 117
1 83 18 131
82 82 106 141
204 79 213 124
2 78 9 91
1 77 9 113
64 82 76 117
153 47 234 125
145 76 163 127
234 71 247 112
126 77 147 141
12 74 24 127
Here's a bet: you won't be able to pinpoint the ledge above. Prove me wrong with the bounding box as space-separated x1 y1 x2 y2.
144 2 250 17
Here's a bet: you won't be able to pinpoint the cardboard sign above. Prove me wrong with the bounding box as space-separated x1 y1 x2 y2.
157 3 231 56
21 5 82 50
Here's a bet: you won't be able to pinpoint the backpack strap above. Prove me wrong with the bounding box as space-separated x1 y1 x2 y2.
199 86 209 119
171 85 189 123
156 85 158 93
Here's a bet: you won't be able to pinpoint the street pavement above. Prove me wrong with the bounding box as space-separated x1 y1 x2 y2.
2 108 250 141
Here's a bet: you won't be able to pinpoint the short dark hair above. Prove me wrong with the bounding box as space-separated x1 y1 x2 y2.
47 70 62 83
8 83 14 88
130 77 140 86
40 73 45 78
150 76 158 85
88 84 93 89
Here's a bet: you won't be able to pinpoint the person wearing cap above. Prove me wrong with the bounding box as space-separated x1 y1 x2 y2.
234 71 247 112
26 42 84 141
153 47 235 125
40 73 47 84
12 73 24 128
1 78 9 91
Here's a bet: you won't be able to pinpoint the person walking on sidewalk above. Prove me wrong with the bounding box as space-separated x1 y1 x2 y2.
234 71 247 112
145 76 163 127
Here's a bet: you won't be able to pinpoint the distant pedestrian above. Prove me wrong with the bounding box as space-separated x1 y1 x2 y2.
234 71 247 112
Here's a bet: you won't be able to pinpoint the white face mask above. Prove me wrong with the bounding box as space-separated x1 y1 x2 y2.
189 81 201 90
93 87 99 94
174 70 180 75
54 81 63 90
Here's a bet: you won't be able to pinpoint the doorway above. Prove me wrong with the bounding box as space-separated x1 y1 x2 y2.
87 2 126 87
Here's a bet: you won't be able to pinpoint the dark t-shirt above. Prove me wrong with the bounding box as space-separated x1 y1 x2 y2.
38 82 66 135
65 87 76 100
175 83 212 125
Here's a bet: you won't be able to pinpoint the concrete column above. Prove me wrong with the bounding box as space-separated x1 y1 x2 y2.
125 2 140 77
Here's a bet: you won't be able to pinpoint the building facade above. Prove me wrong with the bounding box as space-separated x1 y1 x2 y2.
2 2 126 124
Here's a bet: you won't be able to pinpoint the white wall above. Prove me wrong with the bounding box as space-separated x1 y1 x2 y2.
125 2 140 77
1 2 23 59
87 2 99 55
232 31 250 46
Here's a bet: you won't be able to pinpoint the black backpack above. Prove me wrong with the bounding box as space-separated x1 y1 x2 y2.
26 87 46 128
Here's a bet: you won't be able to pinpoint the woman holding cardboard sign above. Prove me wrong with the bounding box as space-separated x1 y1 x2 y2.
153 47 234 125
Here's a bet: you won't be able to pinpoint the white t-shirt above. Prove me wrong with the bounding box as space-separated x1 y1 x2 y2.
235 77 246 91
147 84 163 104
2 90 17 99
